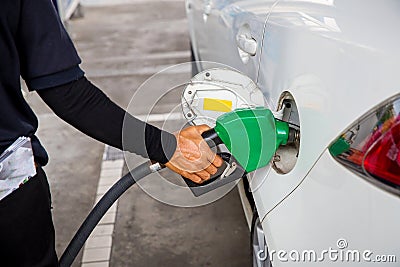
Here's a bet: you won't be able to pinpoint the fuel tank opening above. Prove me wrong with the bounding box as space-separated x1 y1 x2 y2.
272 92 300 174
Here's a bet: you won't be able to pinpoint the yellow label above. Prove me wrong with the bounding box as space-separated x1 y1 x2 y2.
203 98 232 112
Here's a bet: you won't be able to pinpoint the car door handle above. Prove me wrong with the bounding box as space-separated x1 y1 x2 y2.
203 0 212 15
236 34 257 56
203 0 212 22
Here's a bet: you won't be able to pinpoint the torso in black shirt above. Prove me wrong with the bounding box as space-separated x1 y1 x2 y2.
0 0 83 165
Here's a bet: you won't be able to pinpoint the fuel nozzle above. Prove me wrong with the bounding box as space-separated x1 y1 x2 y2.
202 107 299 173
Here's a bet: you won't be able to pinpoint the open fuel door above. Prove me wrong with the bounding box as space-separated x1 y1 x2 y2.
180 68 270 196
182 68 266 126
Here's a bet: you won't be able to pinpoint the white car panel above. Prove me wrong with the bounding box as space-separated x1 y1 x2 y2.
252 0 400 220
262 150 400 266
186 0 279 80
186 1 400 265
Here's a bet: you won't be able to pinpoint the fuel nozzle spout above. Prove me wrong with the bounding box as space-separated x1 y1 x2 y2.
275 119 300 147
201 107 299 173
288 126 300 146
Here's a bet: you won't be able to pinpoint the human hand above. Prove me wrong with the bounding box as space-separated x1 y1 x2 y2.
165 125 224 183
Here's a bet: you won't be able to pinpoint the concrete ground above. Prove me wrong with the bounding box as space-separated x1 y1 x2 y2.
26 0 251 266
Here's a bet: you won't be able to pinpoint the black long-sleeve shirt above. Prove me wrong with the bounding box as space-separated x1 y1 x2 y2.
38 77 176 164
0 0 176 165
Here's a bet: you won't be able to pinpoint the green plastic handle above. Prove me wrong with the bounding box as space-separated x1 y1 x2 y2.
213 107 289 173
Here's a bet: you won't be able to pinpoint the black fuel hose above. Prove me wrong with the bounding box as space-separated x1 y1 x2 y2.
59 161 161 267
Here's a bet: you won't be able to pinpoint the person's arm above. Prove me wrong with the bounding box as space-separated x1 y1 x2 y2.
17 0 222 182
38 77 223 182
38 76 175 164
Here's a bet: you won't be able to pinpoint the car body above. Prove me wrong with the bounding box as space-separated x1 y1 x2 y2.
186 0 400 266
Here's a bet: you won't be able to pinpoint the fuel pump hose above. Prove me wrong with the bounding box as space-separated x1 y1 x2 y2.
59 161 162 267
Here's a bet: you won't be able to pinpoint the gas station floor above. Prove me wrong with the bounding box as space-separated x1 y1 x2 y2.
26 1 250 266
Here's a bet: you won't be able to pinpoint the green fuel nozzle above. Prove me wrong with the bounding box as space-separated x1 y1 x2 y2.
202 107 299 173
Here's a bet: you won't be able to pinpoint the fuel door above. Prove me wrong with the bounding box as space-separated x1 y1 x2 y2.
181 68 276 197
181 68 266 127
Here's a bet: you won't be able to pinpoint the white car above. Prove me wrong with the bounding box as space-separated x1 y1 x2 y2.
186 0 400 266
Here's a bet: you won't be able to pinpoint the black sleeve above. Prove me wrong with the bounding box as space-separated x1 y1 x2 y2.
37 77 177 164
17 0 84 90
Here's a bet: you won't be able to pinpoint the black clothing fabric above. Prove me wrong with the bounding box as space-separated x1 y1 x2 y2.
0 0 83 166
0 1 176 266
0 0 175 165
0 167 58 267
38 77 176 164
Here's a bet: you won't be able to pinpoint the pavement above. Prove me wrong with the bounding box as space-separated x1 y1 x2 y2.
26 1 251 266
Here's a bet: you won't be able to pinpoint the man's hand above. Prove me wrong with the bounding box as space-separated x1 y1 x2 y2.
165 125 224 184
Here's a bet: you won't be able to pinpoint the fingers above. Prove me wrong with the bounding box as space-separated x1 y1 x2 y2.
193 160 221 182
167 160 221 184
196 128 223 167
166 124 226 184
196 170 211 181
166 162 204 184
204 163 218 176
212 154 224 167
185 169 212 183
202 144 224 168
185 173 203 184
